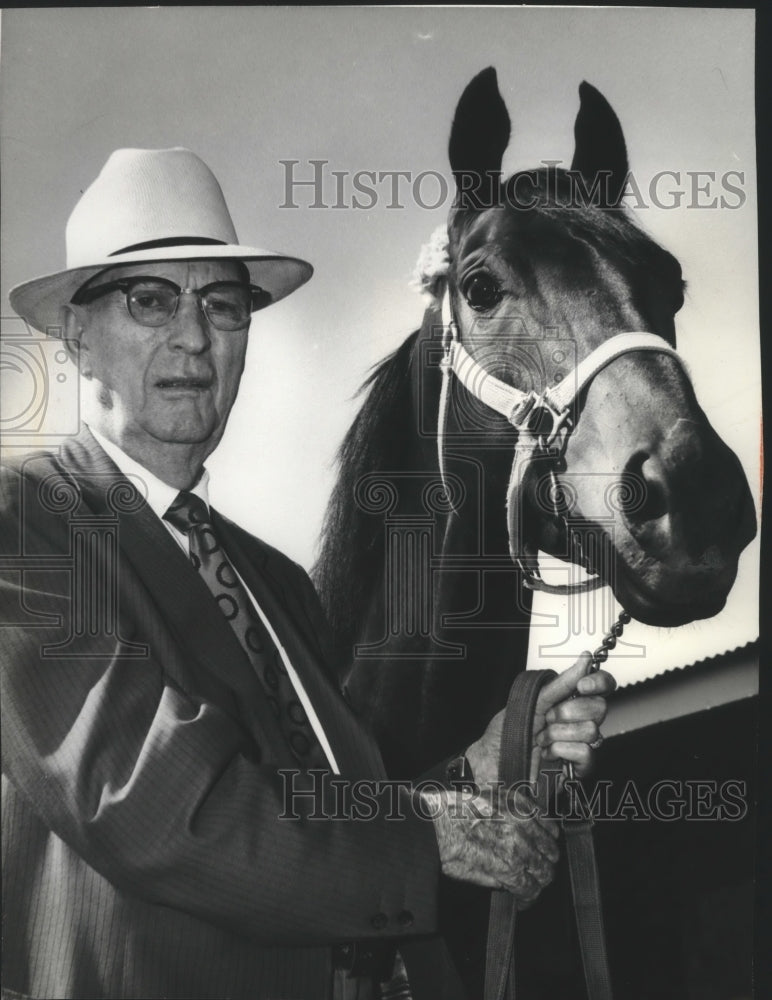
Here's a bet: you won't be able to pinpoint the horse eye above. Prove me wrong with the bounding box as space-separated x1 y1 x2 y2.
463 273 503 311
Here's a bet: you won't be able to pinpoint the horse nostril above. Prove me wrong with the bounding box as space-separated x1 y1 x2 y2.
619 451 668 525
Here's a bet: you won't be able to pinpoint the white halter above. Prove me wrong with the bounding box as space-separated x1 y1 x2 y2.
436 283 684 593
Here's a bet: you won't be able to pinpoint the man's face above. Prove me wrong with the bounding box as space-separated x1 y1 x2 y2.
72 260 250 464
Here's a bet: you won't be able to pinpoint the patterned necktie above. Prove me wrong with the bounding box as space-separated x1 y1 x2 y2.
164 491 329 769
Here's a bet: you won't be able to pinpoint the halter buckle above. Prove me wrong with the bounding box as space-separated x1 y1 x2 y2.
512 391 571 450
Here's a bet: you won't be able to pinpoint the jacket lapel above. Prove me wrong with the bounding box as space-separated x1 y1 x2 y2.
59 429 294 759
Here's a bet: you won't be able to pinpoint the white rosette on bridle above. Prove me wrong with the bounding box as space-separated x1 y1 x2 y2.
410 225 450 303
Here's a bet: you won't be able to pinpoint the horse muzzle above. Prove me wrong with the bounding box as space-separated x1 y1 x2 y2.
581 417 756 626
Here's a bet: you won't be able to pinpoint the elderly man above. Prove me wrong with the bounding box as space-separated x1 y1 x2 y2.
1 148 614 1000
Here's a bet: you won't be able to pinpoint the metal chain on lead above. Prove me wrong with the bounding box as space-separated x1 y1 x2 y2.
589 610 632 672
562 609 631 783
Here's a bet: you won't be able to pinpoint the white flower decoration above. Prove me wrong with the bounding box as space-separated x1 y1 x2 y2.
410 225 450 302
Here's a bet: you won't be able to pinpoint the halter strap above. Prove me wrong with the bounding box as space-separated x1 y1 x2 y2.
436 284 687 593
441 288 681 428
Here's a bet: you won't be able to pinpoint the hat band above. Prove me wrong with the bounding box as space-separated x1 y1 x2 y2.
109 237 228 256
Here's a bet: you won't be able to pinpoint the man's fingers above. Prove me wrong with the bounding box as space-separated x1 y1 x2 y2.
541 741 592 768
510 810 561 863
435 788 562 900
576 669 617 696
545 695 608 725
504 870 541 899
519 823 560 865
531 858 557 888
507 790 560 840
537 652 593 711
518 853 555 889
501 839 556 894
536 721 599 747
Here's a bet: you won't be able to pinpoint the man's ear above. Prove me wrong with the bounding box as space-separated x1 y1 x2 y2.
62 304 90 376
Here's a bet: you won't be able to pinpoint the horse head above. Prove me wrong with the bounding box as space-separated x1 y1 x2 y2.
316 68 757 779
433 67 756 627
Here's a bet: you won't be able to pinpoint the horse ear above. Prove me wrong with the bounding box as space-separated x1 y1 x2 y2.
449 67 511 210
571 82 629 208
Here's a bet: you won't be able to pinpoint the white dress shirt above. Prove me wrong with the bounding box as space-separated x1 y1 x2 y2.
88 425 340 772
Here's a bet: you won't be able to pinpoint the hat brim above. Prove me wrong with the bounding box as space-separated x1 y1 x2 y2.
9 244 313 335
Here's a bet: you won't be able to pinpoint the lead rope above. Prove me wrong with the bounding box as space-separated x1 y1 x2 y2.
555 613 631 1000
485 611 629 1000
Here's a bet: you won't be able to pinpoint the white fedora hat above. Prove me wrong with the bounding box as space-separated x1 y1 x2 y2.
9 147 313 335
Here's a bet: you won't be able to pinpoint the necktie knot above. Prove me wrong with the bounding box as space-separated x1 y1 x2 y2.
164 491 211 534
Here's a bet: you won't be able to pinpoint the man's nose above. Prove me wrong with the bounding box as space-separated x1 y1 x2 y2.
166 292 211 351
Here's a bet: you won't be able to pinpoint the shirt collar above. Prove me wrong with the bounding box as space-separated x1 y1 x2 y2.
87 424 211 520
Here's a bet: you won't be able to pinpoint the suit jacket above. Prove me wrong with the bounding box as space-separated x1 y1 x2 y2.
1 428 464 1000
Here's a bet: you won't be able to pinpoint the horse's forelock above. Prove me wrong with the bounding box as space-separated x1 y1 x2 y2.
445 168 668 276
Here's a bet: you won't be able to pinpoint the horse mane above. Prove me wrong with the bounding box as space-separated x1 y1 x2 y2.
313 330 421 660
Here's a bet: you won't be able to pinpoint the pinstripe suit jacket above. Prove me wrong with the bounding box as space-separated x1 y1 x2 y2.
1 429 464 1000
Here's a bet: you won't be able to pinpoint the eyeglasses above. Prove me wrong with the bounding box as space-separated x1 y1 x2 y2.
72 276 272 331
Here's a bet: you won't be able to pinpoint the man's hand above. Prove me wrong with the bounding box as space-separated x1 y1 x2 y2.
423 787 559 909
466 653 617 787
530 653 616 781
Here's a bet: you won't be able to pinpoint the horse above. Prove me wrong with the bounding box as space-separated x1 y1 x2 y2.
314 68 756 784
314 67 756 997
